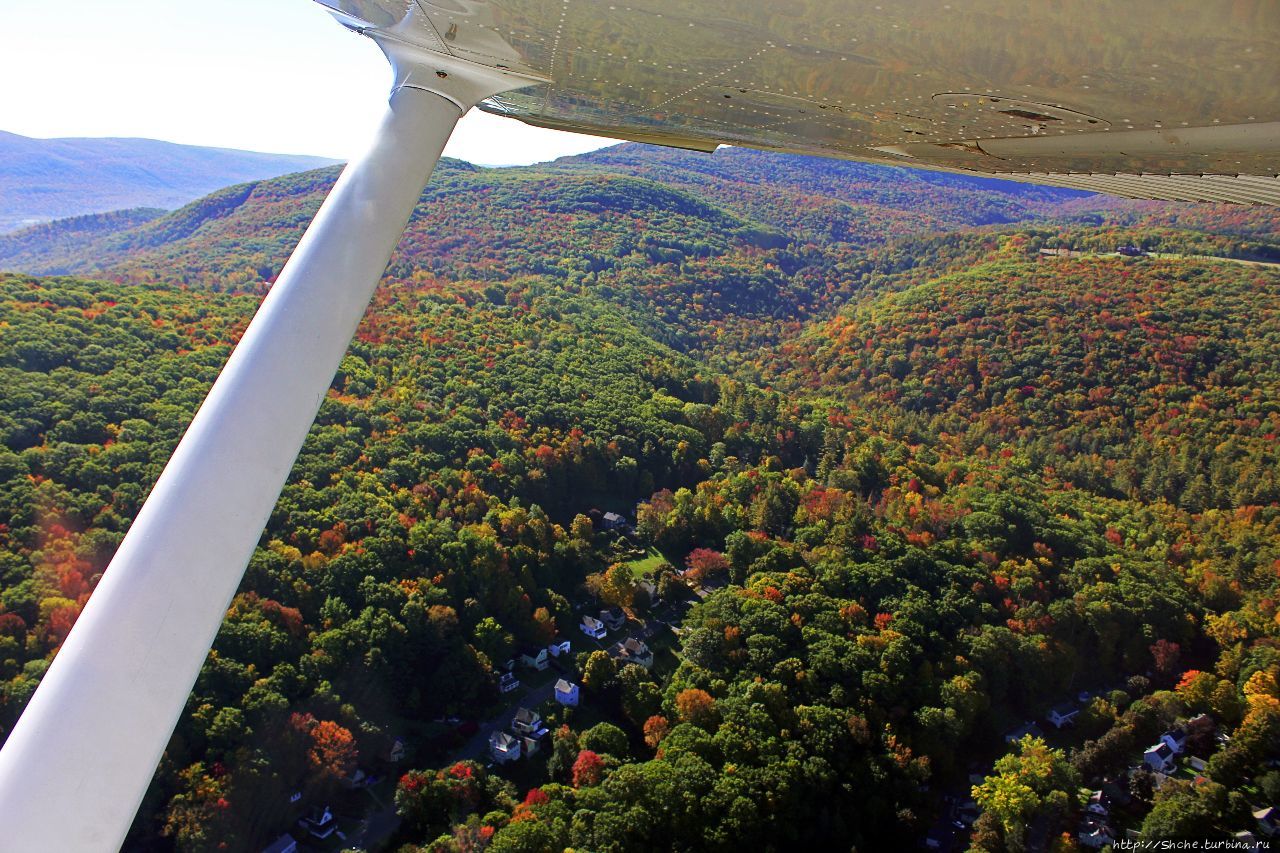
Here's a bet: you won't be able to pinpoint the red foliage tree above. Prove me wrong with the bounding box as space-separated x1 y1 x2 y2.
291 713 357 782
1150 639 1181 676
675 688 718 728
572 749 605 787
0 612 26 639
47 604 80 645
684 548 729 583
643 715 670 749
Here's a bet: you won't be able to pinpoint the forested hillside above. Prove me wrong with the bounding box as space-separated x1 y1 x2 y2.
0 145 1184 277
1 145 1278 852
772 249 1280 511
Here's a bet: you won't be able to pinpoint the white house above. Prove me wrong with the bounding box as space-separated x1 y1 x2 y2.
636 578 659 605
1078 818 1115 850
548 639 571 658
1047 702 1079 729
555 679 580 707
499 671 520 694
298 806 335 840
512 707 545 737
519 645 549 671
489 731 521 764
600 607 627 631
1160 727 1189 755
1234 831 1267 850
602 512 627 530
580 615 606 639
262 834 298 853
1144 742 1176 773
611 637 654 670
1255 806 1279 838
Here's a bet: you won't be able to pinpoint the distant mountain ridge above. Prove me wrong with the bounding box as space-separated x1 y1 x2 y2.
0 130 338 233
2 142 1276 295
0 144 1088 284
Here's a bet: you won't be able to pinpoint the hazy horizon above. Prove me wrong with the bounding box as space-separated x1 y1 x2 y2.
0 0 614 165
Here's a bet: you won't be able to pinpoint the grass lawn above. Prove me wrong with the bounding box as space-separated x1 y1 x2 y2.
547 698 614 733
521 665 561 692
625 545 667 579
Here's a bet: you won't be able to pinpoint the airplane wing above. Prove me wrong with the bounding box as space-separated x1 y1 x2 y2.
315 0 1280 204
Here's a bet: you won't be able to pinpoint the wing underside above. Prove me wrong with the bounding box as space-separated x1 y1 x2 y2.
316 0 1280 204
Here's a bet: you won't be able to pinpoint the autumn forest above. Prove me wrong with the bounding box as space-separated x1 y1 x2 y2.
0 145 1278 851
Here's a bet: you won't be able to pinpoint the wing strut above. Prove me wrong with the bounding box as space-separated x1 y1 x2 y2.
0 43 540 850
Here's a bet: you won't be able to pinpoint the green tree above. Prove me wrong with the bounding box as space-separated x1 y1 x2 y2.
580 722 629 758
1141 779 1226 839
972 737 1078 851
581 650 618 694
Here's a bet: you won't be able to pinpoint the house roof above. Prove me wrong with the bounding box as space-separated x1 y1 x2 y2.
1146 742 1174 758
519 645 545 657
1050 702 1078 716
261 834 298 853
514 707 539 724
490 731 518 748
1004 722 1043 739
582 615 603 626
621 637 650 655
1254 806 1277 821
555 679 577 693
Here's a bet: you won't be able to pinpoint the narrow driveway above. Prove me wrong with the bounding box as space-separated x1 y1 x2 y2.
453 679 558 762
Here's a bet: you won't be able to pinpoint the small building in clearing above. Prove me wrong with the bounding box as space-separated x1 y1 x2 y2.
555 679 580 707
1003 721 1044 744
1047 702 1079 729
512 707 546 737
489 731 521 764
519 645 549 671
600 607 627 631
1144 742 1176 773
262 834 298 853
611 636 654 670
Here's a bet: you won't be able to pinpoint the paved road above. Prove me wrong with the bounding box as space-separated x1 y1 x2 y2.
454 679 558 762
349 789 401 852
448 603 694 765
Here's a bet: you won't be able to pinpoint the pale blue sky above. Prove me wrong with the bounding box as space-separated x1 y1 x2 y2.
0 0 613 164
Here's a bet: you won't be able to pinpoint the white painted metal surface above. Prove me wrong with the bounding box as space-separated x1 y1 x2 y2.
0 60 531 847
315 0 1280 203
